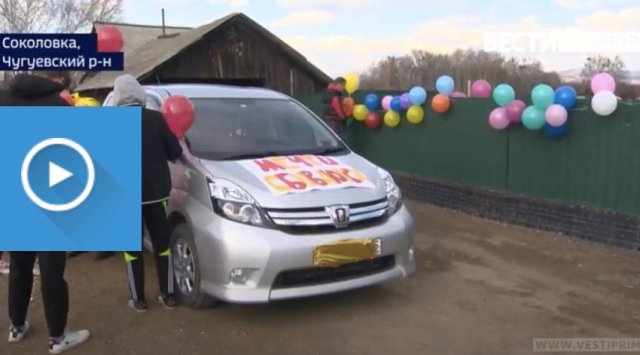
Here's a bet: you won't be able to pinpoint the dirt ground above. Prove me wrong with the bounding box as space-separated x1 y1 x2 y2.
1 200 639 355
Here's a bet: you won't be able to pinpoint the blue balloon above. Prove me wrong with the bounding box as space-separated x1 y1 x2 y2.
409 86 427 105
554 85 577 110
544 122 568 139
364 93 379 111
390 96 402 112
436 75 455 95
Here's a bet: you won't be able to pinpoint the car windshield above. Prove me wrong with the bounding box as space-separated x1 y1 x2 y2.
185 98 349 160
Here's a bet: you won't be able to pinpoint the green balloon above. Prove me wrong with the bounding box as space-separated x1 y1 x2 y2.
521 106 545 130
531 84 554 109
493 84 515 107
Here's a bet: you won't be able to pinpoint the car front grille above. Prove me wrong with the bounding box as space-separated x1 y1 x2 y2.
271 255 395 289
264 198 389 233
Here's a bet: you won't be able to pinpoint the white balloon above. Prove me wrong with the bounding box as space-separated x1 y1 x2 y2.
591 91 618 116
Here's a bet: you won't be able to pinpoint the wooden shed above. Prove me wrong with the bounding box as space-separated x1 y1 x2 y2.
77 12 331 100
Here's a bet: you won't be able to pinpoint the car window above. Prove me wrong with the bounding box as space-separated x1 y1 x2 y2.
186 98 348 160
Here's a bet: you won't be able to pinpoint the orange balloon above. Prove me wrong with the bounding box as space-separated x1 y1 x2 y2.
431 94 451 113
342 97 355 117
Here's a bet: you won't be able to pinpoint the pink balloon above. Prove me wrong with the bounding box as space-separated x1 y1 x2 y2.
381 95 393 111
488 107 509 130
591 73 616 94
545 104 568 127
471 80 492 98
505 99 526 123
451 91 466 98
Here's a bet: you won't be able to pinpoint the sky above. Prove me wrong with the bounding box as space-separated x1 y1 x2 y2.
122 0 640 77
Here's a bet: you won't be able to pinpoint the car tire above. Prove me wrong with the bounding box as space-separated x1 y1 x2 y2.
170 223 218 309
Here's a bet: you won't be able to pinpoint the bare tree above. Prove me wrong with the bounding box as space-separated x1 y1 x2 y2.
360 49 562 98
0 0 122 86
0 0 122 33
581 55 629 81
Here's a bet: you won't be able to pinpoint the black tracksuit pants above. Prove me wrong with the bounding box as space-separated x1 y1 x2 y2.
124 201 174 301
8 251 68 338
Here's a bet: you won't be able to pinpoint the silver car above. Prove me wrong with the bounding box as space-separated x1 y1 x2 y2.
104 84 416 308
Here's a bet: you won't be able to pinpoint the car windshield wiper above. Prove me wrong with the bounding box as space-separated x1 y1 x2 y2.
217 152 284 161
315 146 349 156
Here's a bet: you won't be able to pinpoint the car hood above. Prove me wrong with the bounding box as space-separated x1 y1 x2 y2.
198 152 388 209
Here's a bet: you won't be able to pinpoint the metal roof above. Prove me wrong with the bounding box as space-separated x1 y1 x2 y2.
92 21 192 54
78 13 331 91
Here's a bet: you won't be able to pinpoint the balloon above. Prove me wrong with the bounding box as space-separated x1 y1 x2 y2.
97 25 124 52
451 91 466 98
406 105 425 124
591 91 618 116
521 106 546 130
352 104 369 121
390 96 402 112
545 104 568 127
381 95 393 111
409 86 427 105
531 84 555 109
342 97 355 117
431 94 451 113
470 80 492 97
492 84 515 107
161 95 195 138
488 107 510 130
364 112 382 129
436 75 455 95
384 110 400 128
544 122 569 139
399 93 412 110
505 100 525 123
364 94 379 111
554 85 577 110
590 73 615 94
344 73 360 95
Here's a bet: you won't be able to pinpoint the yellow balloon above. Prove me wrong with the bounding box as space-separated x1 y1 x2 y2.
74 96 101 106
406 105 424 124
384 110 400 128
353 104 368 121
344 73 360 95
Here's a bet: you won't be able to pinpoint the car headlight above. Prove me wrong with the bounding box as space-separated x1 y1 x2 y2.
207 178 268 227
378 168 402 215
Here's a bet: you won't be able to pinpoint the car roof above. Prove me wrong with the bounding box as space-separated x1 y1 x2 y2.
142 84 291 100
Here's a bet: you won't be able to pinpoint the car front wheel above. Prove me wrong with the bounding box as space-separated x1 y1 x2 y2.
171 223 217 309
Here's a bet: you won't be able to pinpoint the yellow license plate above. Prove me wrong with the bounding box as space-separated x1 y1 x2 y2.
313 238 382 268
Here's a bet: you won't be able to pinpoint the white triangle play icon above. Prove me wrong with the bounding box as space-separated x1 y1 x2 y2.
49 162 73 188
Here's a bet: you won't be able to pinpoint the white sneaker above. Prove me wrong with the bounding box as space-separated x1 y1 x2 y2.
48 329 90 354
8 321 30 343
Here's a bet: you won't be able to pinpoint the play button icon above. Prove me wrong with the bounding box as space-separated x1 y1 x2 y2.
49 162 74 188
21 138 96 212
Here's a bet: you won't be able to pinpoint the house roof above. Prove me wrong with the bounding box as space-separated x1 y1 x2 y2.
78 13 331 91
92 21 192 54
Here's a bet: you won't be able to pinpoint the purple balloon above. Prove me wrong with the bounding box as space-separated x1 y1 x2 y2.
489 107 509 130
381 95 393 111
451 91 466 98
505 100 526 123
399 93 412 110
471 80 492 98
545 104 568 127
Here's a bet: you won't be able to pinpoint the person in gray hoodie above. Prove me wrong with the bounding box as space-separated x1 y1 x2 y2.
110 74 183 312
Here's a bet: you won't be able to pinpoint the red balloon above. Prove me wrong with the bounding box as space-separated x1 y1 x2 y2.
161 95 195 139
97 26 124 52
364 112 381 129
342 97 355 117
